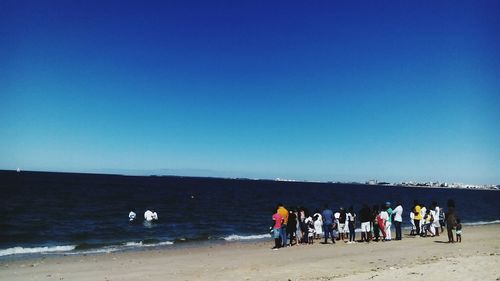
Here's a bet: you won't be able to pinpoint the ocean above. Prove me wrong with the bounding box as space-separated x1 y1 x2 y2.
1 170 499 258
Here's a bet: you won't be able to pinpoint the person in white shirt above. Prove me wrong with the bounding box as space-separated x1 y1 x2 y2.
129 210 136 222
304 215 313 244
346 206 357 243
334 211 340 241
410 211 416 236
420 205 427 232
313 212 323 239
144 210 154 222
379 208 389 240
431 201 441 236
392 202 403 240
429 209 437 236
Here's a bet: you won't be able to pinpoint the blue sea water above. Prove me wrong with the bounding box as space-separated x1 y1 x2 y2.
0 171 499 258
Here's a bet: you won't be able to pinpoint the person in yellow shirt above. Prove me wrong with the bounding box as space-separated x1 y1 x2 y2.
277 203 289 247
413 200 422 235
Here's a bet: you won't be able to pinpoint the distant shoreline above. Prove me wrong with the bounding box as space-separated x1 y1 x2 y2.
1 169 498 191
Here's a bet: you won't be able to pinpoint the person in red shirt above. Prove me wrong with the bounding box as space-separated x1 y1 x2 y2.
271 211 283 250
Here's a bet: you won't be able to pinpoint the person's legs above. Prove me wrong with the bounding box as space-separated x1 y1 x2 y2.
395 221 402 240
374 223 380 241
368 222 373 241
429 224 435 236
280 225 287 247
414 219 420 235
447 226 454 242
273 229 281 249
385 222 392 240
329 225 336 243
332 227 337 243
323 225 328 244
349 223 355 242
296 228 302 244
363 221 372 242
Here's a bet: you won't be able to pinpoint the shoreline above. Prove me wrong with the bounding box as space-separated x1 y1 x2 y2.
2 220 499 261
2 224 499 280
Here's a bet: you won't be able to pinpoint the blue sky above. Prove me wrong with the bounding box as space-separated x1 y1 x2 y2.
1 1 499 183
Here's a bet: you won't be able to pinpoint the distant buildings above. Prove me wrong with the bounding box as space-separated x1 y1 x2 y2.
273 176 498 191
391 180 499 190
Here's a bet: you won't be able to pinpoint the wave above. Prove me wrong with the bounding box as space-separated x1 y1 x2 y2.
125 241 174 247
0 245 76 257
223 234 270 241
463 220 500 226
0 240 175 257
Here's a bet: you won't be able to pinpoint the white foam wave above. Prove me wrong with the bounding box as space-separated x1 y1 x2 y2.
463 220 500 226
223 234 270 241
49 241 174 256
0 245 76 257
64 248 118 255
125 241 174 247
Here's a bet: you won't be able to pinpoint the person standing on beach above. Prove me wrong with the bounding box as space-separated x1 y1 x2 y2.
271 210 283 249
378 205 388 240
313 210 323 240
409 211 416 235
432 201 441 236
346 206 356 243
420 205 427 233
392 201 403 240
372 205 381 241
287 209 298 246
334 210 340 240
359 204 371 242
439 206 445 233
455 219 462 243
338 207 347 241
322 204 336 244
445 199 457 243
277 203 289 247
384 202 393 241
413 200 422 235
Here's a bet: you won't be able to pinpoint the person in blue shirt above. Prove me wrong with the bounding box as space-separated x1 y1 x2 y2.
322 204 336 244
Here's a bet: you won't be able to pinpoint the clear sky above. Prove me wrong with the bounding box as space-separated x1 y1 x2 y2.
1 1 499 184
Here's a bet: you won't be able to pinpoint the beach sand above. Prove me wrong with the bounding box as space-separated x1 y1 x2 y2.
1 224 499 281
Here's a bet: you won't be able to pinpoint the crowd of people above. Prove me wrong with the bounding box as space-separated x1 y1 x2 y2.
270 199 461 250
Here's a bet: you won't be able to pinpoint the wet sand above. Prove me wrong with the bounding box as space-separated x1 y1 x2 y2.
1 224 499 281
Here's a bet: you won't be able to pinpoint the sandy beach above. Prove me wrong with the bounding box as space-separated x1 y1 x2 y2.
2 224 499 281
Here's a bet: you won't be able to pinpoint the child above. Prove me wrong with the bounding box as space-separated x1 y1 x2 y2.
271 211 283 250
304 215 313 244
409 211 416 236
313 213 323 240
377 207 387 240
439 207 445 233
307 219 315 244
422 209 434 237
455 219 462 243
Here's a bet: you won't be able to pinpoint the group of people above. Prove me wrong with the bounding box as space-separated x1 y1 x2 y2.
271 199 461 250
128 209 158 222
